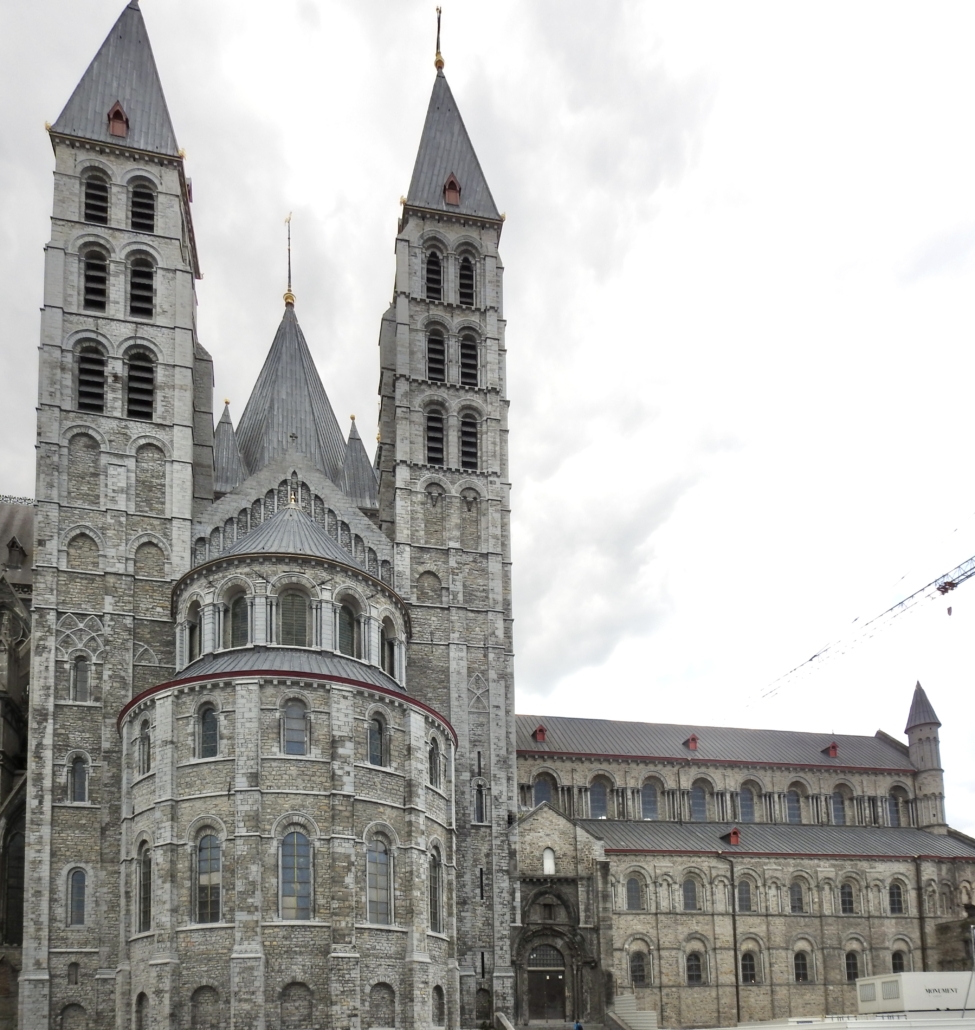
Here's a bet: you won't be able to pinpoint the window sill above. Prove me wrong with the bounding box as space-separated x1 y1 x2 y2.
127 930 156 943
177 757 233 767
175 922 234 932
356 923 408 933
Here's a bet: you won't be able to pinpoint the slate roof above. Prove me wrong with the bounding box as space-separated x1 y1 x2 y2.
575 819 975 860
905 682 940 731
0 498 35 591
517 715 913 772
51 1 179 157
342 419 379 510
176 646 401 693
406 71 501 221
235 302 347 484
213 404 244 496
223 504 364 569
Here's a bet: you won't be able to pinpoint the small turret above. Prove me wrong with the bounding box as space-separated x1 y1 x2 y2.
906 682 947 833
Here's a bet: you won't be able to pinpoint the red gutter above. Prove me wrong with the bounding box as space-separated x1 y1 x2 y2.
117 669 457 744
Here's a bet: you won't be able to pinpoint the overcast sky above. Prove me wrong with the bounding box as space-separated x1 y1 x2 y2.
2 1 974 833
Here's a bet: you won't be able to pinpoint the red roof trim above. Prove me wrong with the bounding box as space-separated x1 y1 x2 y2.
517 748 913 775
118 669 457 743
603 848 971 862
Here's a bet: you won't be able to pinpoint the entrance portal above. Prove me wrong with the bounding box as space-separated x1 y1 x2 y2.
526 945 566 1021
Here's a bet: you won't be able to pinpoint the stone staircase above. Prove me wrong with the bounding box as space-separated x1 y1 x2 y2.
610 992 658 1030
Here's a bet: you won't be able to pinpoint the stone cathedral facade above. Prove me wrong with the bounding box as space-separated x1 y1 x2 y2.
0 4 974 1030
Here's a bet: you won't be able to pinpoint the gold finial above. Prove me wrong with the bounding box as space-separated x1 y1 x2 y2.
283 290 296 305
289 492 297 505
44 121 51 132
399 195 407 206
434 7 444 70
350 414 356 421
178 147 187 159
377 433 382 443
223 398 230 405
284 212 294 303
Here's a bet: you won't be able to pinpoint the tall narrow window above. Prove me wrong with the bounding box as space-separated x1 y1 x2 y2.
72 656 90 702
135 993 149 1030
845 951 859 982
686 952 703 984
338 604 356 656
432 985 446 1027
690 786 707 822
832 791 847 825
126 352 155 420
279 592 308 647
428 738 441 788
426 411 445 465
381 621 396 676
83 175 109 224
459 256 475 306
228 595 248 648
534 776 554 807
2 825 25 945
77 347 106 413
460 335 478 386
474 784 486 823
589 780 608 819
630 952 648 987
737 880 752 912
683 879 698 911
187 602 202 662
429 850 443 932
67 963 79 985
70 756 87 803
129 258 155 318
367 840 390 924
281 831 312 920
200 706 218 759
138 844 152 932
626 877 642 911
889 883 905 915
283 700 308 756
739 787 755 822
786 790 802 824
427 330 446 382
542 848 556 875
741 952 757 983
641 782 658 820
888 794 902 827
789 882 804 913
83 250 108 311
68 869 86 926
131 185 155 232
840 883 855 914
426 252 442 301
368 717 384 766
197 835 221 923
794 952 809 982
460 415 478 470
138 721 151 776
892 950 907 973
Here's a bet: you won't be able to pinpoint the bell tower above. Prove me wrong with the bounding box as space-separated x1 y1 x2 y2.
905 682 947 833
376 52 517 1024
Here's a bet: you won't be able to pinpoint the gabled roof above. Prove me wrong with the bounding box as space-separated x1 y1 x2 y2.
905 681 941 731
342 419 379 511
51 1 179 157
213 404 244 496
516 714 914 772
235 301 347 484
222 503 364 570
406 71 500 221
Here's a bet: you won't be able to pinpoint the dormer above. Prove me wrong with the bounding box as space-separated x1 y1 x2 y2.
443 173 461 206
723 827 741 846
107 101 129 138
6 537 27 570
531 724 547 744
684 733 699 752
822 741 839 759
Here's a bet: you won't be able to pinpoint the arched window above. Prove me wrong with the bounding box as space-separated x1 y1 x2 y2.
460 414 478 470
739 787 755 822
683 879 698 911
737 880 752 912
626 877 643 911
72 656 91 702
686 952 703 984
70 756 88 803
459 256 475 306
367 717 385 766
125 351 155 420
197 834 221 923
187 601 202 662
83 249 108 311
892 950 907 973
199 706 218 759
138 720 151 776
367 839 391 924
135 993 149 1030
68 869 86 926
131 184 155 232
889 883 905 914
460 334 478 386
426 411 445 465
690 786 707 822
83 174 109 224
77 345 106 413
283 700 308 756
428 738 441 788
427 330 446 382
281 831 312 920
67 963 79 985
789 882 804 913
279 591 309 647
425 252 442 301
2 822 25 945
741 951 757 983
338 604 357 657
794 951 810 982
534 775 554 808
380 619 396 676
429 849 443 933
589 779 609 819
832 791 847 825
542 848 555 876
227 595 248 648
640 783 658 820
840 882 855 914
138 843 152 932
432 985 446 1027
786 790 802 824
630 951 648 987
191 987 220 1029
369 983 396 1028
474 783 487 823
888 794 902 827
845 951 859 982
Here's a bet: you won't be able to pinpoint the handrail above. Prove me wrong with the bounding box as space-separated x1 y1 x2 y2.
495 1011 517 1030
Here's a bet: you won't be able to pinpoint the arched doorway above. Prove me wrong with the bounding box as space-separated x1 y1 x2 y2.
527 944 565 1021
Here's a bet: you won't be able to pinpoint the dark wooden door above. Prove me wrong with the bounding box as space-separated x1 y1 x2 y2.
527 970 565 1021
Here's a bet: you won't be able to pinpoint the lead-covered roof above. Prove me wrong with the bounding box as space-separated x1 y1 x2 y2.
342 420 379 511
222 503 364 569
905 681 940 731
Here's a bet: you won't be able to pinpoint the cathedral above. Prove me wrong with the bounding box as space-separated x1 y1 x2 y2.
0 3 973 1029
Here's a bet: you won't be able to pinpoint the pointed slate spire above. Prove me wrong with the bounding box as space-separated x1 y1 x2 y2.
342 417 379 511
235 298 347 484
406 70 501 221
905 681 941 732
213 403 245 497
51 1 179 157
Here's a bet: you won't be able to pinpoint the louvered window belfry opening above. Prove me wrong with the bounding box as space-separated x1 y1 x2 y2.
77 348 106 413
460 336 478 386
126 353 155 420
426 412 445 465
84 177 109 224
427 332 446 382
426 253 442 302
459 257 475 306
129 259 155 318
131 187 155 233
83 252 108 312
460 416 478 469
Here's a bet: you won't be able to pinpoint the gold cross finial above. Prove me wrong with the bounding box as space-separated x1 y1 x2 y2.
434 7 444 70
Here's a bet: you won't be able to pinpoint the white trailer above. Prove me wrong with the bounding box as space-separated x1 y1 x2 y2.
857 972 975 1014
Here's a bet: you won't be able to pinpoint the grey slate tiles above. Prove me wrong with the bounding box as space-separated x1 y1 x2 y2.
213 404 245 496
905 681 941 730
342 419 379 511
223 503 365 569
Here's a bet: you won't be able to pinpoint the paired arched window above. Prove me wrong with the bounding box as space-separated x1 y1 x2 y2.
689 786 707 822
626 877 643 911
428 738 442 788
226 595 248 648
459 334 478 386
741 951 758 983
187 601 202 662
138 720 152 776
892 950 907 972
686 952 703 984
683 879 698 911
832 790 847 825
460 414 478 470
630 951 648 987
427 329 446 382
72 656 91 702
458 256 475 306
83 174 109 224
542 847 556 876
737 880 752 912
889 882 905 914
68 869 86 926
789 882 805 913
794 951 810 982
77 345 106 413
137 843 152 932
281 831 312 920
426 252 442 301
130 183 155 233
426 410 445 465
129 257 155 318
429 849 443 933
125 350 155 420
282 699 308 756
367 839 391 924
199 706 219 758
197 834 221 923
589 778 610 819
83 249 109 311
338 604 357 657
641 782 659 820
739 787 755 822
845 951 860 982
786 790 802 824
279 591 309 647
840 882 856 914
70 756 88 803
367 717 385 766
